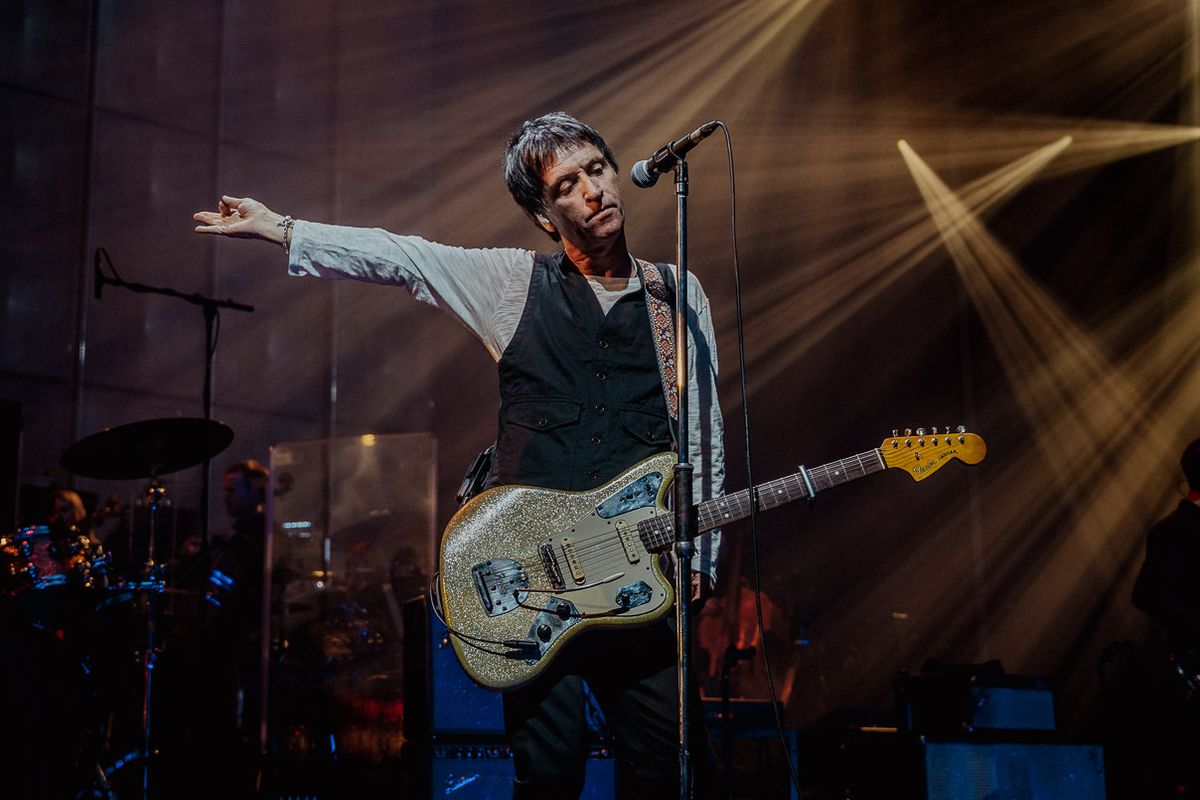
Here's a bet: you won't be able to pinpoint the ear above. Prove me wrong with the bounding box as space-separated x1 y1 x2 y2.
535 212 555 235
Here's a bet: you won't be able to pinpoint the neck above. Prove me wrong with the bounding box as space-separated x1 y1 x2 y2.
562 233 631 278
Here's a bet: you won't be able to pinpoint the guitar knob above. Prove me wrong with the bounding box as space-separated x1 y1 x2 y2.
536 624 552 642
555 603 572 620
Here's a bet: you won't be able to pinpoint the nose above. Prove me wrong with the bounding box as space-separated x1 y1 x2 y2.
580 175 602 203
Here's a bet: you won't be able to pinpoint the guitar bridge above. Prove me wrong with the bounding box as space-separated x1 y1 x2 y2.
471 558 528 617
539 543 565 591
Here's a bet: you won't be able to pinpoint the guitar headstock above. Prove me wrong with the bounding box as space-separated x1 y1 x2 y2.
880 426 986 482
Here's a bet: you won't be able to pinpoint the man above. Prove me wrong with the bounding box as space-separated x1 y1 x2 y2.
164 459 267 798
194 112 724 798
1133 438 1200 678
1131 437 1200 796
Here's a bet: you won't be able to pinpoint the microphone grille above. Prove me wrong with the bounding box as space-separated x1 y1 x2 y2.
630 160 658 189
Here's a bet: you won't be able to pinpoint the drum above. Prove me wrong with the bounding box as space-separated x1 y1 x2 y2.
0 524 108 594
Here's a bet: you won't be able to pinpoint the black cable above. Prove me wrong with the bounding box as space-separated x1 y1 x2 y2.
715 121 803 797
98 247 122 282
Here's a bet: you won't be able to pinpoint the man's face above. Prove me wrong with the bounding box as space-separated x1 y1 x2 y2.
223 472 258 519
538 143 624 249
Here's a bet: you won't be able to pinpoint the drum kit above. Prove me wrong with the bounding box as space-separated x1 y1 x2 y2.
0 417 234 800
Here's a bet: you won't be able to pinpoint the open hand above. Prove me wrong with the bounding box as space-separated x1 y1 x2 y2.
193 195 285 244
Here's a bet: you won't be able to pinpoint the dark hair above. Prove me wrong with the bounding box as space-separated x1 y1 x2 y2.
1182 438 1200 490
503 112 618 242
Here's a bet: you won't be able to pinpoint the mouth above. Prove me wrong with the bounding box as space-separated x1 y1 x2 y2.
588 206 618 224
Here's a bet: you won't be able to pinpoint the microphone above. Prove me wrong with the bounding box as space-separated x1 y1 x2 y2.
630 120 721 188
93 249 104 300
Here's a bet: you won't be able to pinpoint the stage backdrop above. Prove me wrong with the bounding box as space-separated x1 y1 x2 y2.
3 0 1199 762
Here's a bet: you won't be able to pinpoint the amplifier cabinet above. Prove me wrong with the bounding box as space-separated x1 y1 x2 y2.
429 745 615 800
923 740 1105 800
404 596 506 737
838 733 1105 800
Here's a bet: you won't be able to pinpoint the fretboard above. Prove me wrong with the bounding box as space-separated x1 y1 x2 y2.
637 448 887 553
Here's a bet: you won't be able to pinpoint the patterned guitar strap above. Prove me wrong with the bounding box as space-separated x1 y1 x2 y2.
636 259 680 436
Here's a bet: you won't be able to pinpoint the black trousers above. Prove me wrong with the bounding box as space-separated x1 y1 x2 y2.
502 617 719 799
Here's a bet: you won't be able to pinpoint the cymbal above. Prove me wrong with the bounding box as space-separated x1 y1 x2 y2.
63 418 234 479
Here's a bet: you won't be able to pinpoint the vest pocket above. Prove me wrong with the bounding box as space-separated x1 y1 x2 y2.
505 398 581 431
619 406 672 447
495 398 583 488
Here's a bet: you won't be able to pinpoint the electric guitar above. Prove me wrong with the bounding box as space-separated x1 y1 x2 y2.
438 427 986 690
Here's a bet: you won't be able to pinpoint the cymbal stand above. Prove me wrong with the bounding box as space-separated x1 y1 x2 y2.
137 474 165 800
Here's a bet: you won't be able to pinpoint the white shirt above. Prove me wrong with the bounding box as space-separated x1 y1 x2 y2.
288 220 725 582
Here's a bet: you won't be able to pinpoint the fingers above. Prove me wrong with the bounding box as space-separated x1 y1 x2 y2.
193 211 222 234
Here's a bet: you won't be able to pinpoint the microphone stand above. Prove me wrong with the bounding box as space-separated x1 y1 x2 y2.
96 265 253 799
671 157 697 800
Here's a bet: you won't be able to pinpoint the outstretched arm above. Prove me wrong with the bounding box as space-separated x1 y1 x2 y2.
193 196 289 245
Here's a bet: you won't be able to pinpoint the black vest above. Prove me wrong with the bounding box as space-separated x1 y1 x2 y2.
492 252 674 491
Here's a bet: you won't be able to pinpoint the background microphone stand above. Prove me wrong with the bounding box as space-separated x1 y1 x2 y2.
94 250 252 798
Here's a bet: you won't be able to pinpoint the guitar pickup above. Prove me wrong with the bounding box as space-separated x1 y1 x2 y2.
561 537 586 584
471 558 528 617
615 519 641 564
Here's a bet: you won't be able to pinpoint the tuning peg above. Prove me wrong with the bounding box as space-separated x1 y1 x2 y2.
904 428 912 436
931 426 939 434
957 425 966 433
916 427 926 436
892 429 899 438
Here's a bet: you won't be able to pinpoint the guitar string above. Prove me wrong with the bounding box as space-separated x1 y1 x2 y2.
439 446 947 659
470 453 893 602
541 442 950 561
477 459 881 585
438 448 911 654
544 450 889 561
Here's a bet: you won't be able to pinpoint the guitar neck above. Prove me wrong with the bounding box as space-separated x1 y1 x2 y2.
638 448 888 552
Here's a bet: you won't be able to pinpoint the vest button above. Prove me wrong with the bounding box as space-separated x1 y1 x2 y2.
588 469 599 480
597 338 609 349
591 435 601 445
594 403 606 414
594 371 606 382
537 417 548 427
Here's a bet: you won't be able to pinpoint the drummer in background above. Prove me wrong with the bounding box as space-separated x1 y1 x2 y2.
162 458 268 798
48 488 88 533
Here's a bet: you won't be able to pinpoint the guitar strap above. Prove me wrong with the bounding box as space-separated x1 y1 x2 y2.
635 260 680 430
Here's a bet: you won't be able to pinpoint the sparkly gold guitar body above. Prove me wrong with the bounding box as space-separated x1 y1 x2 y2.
439 429 987 691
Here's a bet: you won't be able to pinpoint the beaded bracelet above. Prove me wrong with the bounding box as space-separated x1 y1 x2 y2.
280 215 296 253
